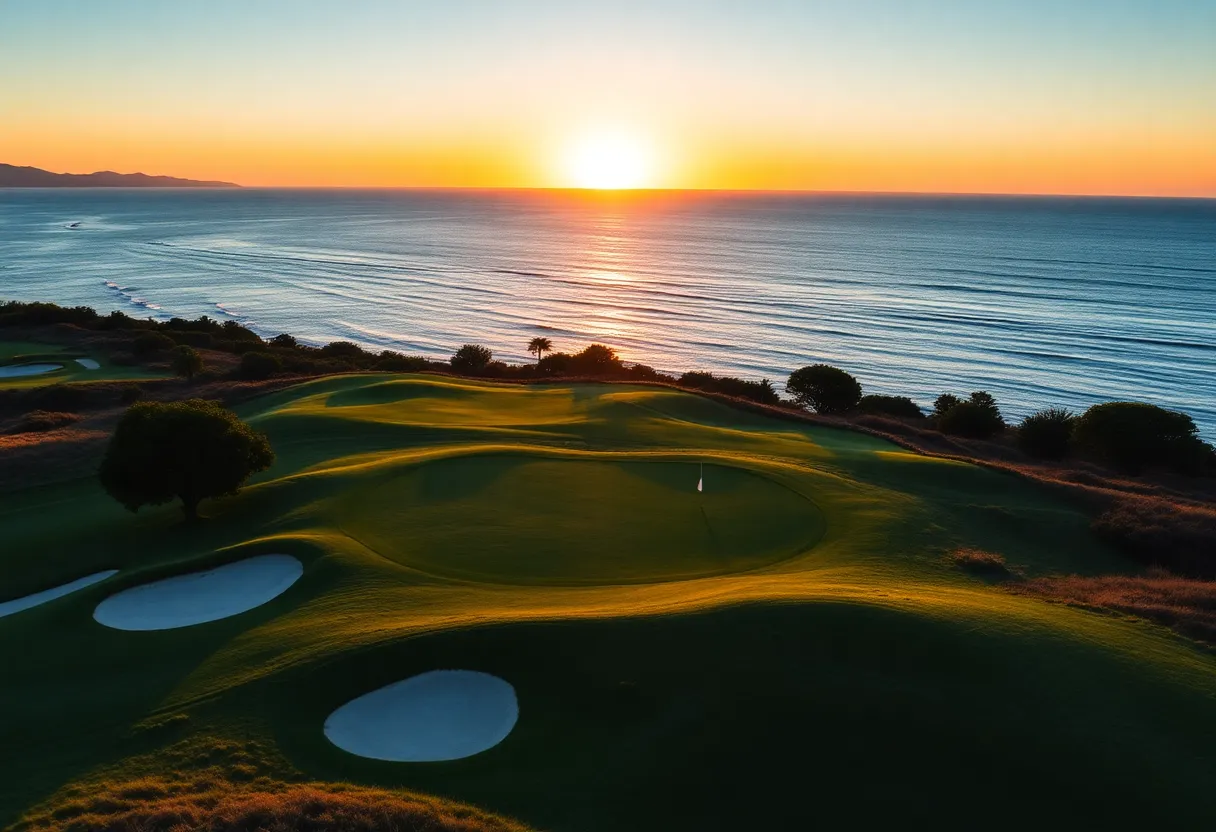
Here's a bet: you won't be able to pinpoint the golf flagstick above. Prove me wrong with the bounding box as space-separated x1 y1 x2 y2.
697 461 703 492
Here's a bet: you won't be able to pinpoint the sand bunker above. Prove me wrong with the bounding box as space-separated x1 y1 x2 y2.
324 670 519 762
75 358 101 370
93 554 303 631
0 570 119 620
0 363 63 379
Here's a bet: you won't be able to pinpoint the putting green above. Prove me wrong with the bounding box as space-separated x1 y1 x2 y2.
0 373 1213 831
338 456 823 584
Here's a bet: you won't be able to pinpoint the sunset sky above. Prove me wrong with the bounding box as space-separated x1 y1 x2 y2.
1 0 1214 195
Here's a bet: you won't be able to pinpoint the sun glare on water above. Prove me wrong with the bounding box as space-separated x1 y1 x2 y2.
563 132 653 189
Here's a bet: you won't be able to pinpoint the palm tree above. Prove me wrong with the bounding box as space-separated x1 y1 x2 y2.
528 336 553 363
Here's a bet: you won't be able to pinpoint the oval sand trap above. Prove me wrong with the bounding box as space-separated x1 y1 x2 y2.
0 363 63 379
324 670 518 762
75 358 101 370
93 554 303 631
0 570 118 620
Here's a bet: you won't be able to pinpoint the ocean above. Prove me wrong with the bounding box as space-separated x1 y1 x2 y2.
1 188 1213 435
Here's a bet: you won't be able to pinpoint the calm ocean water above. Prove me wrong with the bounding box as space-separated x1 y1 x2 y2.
1 188 1213 435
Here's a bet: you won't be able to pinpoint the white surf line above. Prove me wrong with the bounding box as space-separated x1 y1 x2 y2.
0 363 63 379
0 570 119 619
324 670 519 762
93 554 303 631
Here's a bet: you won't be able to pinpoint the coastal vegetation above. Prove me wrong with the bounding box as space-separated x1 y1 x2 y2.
2 298 1216 829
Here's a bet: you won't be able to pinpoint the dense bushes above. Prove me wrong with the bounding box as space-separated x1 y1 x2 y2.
239 351 282 380
374 351 429 372
132 332 176 356
786 364 862 414
451 344 494 374
933 391 1005 439
679 371 779 405
858 394 923 419
1073 402 1211 475
171 345 203 380
1017 407 1075 459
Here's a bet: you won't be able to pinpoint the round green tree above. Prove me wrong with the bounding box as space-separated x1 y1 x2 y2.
99 399 274 520
451 344 493 374
786 364 862 414
1073 401 1207 474
170 344 203 380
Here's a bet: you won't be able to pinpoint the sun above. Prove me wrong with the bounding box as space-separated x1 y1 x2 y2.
563 132 653 189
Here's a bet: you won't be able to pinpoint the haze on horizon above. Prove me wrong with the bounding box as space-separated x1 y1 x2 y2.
1 0 1214 197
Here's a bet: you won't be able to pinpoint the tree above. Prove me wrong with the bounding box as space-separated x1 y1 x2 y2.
786 364 862 414
936 391 1005 439
271 333 299 349
99 399 274 520
451 344 493 374
1073 401 1209 474
528 336 553 363
240 351 282 380
570 344 622 376
170 345 203 380
1017 407 1075 460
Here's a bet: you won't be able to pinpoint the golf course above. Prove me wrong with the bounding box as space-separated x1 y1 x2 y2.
2 373 1214 830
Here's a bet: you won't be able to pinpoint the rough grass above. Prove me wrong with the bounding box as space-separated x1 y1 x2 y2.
946 547 1015 578
1011 570 1216 646
1091 496 1216 578
13 777 529 832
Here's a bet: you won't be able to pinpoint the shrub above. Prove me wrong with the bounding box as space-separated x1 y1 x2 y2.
239 351 282 380
569 344 623 376
451 344 493 374
167 330 214 348
935 391 1005 439
1073 401 1209 475
119 385 144 404
786 364 862 414
946 548 1013 577
933 394 962 417
320 340 368 360
858 394 923 419
374 351 429 372
626 363 662 381
33 384 88 411
271 333 300 349
99 399 274 520
132 332 176 356
537 351 572 375
220 319 262 343
170 345 203 380
678 371 780 405
1017 407 1076 460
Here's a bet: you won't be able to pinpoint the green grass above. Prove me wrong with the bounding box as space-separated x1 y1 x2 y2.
1 373 1214 829
0 339 168 389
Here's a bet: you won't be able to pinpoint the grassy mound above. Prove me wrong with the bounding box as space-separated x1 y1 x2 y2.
1 374 1214 830
338 455 822 584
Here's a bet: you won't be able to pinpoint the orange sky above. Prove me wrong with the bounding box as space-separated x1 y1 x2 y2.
2 1 1214 196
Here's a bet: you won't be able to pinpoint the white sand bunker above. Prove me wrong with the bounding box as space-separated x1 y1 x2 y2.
93 554 303 631
75 358 101 370
0 363 63 379
0 570 118 619
325 670 519 762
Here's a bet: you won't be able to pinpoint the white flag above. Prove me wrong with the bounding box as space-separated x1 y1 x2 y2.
697 462 703 492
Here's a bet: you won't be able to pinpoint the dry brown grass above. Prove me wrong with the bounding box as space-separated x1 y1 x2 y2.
1010 570 1216 646
946 547 1016 578
13 776 530 832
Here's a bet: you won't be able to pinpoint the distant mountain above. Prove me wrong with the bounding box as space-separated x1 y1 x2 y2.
0 163 240 188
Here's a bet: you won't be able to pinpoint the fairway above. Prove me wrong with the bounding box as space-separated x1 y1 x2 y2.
0 339 169 388
1 374 1214 830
